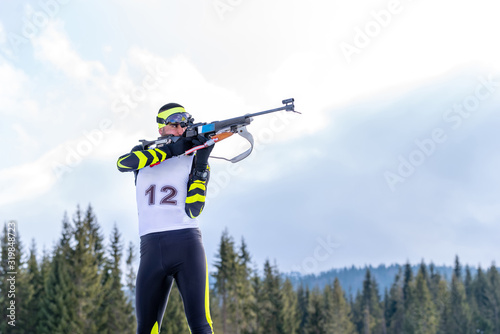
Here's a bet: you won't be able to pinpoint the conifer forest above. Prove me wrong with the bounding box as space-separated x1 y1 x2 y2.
1 205 500 333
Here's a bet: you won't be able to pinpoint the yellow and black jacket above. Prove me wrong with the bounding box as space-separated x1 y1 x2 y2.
117 144 209 219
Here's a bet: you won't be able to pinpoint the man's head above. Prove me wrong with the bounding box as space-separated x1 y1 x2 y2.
157 103 192 136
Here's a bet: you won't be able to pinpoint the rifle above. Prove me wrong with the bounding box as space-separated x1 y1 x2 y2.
139 98 299 163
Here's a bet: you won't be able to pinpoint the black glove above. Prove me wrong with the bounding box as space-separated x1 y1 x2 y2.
158 137 192 157
192 135 214 170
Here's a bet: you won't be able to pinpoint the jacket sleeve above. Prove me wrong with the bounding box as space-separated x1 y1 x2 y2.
116 145 173 172
185 164 210 218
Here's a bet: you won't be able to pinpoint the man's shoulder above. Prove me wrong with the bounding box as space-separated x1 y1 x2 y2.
131 144 143 152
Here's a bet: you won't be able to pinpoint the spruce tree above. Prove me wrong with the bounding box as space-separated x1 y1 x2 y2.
435 276 450 333
260 259 284 334
71 204 106 332
322 284 334 331
353 269 385 334
18 240 42 333
385 268 404 334
404 266 439 334
210 282 223 334
403 262 414 310
213 228 238 333
236 237 256 334
428 263 444 309
303 287 325 334
464 265 481 334
36 248 52 332
445 258 472 334
281 278 300 334
16 237 35 334
251 267 264 333
471 266 494 333
37 205 108 333
296 285 310 334
37 213 79 333
125 241 137 308
486 265 500 333
98 224 135 333
326 277 355 334
465 265 474 302
454 255 462 280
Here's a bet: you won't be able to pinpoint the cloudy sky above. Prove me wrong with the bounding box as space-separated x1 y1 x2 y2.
1 0 499 275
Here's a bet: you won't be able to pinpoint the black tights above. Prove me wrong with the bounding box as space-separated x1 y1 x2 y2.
135 228 213 334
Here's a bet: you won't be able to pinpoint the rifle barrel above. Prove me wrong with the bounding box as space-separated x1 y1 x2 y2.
246 105 293 118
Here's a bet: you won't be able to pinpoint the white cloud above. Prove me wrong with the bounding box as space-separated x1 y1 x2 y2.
32 20 108 83
0 146 61 206
465 203 500 226
0 21 5 45
327 0 500 101
0 58 37 117
103 45 112 54
11 123 39 148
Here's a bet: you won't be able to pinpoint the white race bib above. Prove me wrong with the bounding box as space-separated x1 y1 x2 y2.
135 155 198 236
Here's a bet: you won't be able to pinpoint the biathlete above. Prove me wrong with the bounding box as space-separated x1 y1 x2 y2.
117 103 215 334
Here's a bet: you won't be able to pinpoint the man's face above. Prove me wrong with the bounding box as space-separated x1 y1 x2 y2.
159 123 187 137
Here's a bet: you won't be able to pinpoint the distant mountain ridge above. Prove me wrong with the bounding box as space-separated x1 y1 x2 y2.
284 263 498 297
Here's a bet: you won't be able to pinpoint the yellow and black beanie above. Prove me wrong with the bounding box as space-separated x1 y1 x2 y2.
156 103 190 129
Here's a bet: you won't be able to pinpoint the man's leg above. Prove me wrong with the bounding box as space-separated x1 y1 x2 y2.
136 235 174 334
175 234 214 334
